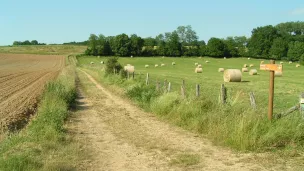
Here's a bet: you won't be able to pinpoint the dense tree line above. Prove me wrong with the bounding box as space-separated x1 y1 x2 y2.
63 41 88 45
13 40 46 45
85 22 304 61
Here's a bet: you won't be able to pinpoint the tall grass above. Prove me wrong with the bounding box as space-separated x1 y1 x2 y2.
94 68 304 152
0 62 78 170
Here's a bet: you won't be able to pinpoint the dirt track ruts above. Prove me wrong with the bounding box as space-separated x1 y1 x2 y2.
68 69 302 171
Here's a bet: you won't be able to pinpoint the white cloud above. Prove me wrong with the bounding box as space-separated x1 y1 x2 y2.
291 8 304 15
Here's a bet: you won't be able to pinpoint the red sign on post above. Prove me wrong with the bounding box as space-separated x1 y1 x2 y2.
260 64 283 72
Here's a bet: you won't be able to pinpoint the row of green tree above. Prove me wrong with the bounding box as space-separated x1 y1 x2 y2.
13 40 46 45
88 21 304 61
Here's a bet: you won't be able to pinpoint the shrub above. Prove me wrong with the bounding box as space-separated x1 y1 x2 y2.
105 57 123 76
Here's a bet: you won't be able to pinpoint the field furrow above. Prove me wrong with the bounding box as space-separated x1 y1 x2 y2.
0 53 64 130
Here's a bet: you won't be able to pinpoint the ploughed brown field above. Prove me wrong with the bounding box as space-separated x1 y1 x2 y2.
0 53 65 130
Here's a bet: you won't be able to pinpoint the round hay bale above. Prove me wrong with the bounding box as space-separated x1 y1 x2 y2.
275 71 282 77
289 61 293 64
145 65 149 68
248 58 251 60
155 64 159 67
218 68 224 72
198 57 202 59
161 64 165 67
260 61 264 64
223 69 242 82
100 61 104 64
197 64 202 68
280 62 284 64
195 68 202 73
130 55 133 58
242 68 249 72
172 62 176 65
224 57 226 59
243 64 248 67
90 61 94 65
124 65 135 73
249 69 257 75
296 64 300 67
195 62 198 66
205 61 210 63
249 64 254 67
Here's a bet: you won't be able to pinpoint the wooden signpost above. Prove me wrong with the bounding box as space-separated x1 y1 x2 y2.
260 60 283 120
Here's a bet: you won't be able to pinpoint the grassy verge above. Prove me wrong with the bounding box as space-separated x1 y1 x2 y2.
78 57 304 154
0 58 78 170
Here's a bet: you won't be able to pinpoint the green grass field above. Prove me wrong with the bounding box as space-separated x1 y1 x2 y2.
78 56 303 114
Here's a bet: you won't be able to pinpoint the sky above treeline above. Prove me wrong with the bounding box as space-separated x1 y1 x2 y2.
0 0 303 45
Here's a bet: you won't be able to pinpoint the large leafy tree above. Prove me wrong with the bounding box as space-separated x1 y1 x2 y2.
269 37 288 60
207 38 228 57
113 33 130 57
248 25 279 58
287 41 304 61
130 34 144 56
176 25 198 46
166 31 182 56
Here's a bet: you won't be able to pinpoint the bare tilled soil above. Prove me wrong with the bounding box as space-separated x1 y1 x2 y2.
68 69 303 171
0 53 65 132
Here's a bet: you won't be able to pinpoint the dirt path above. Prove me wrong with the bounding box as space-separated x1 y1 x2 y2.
68 69 296 171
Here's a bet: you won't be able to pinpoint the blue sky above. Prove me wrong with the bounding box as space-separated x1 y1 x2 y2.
0 0 303 45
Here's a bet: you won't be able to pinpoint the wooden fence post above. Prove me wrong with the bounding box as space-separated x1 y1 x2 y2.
181 80 185 98
196 84 200 97
167 82 171 92
221 84 227 104
249 92 257 110
156 81 160 91
146 73 149 85
127 72 130 79
164 79 168 93
132 72 135 79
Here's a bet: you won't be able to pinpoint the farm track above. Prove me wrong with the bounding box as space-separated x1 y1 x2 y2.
70 69 303 171
0 53 64 131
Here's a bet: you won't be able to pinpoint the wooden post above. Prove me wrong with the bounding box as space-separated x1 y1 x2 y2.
221 84 226 104
146 73 149 85
156 81 160 91
249 92 256 110
127 72 130 79
113 67 116 74
181 80 185 98
164 79 168 93
300 93 304 118
132 72 135 79
268 60 275 120
167 82 171 92
196 84 200 97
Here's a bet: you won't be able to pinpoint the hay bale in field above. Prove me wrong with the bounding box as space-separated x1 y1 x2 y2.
124 65 135 73
223 69 242 82
280 61 284 64
275 71 282 77
243 64 248 67
296 64 300 67
198 57 202 59
195 62 198 66
162 56 165 58
195 68 202 73
205 61 210 63
155 64 159 67
90 61 94 65
161 63 165 67
224 57 226 59
249 64 254 67
100 61 104 64
260 61 264 64
197 64 202 68
248 58 251 60
218 68 224 72
130 55 133 58
249 69 258 75
172 62 176 65
145 65 149 68
289 61 293 64
242 68 249 72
